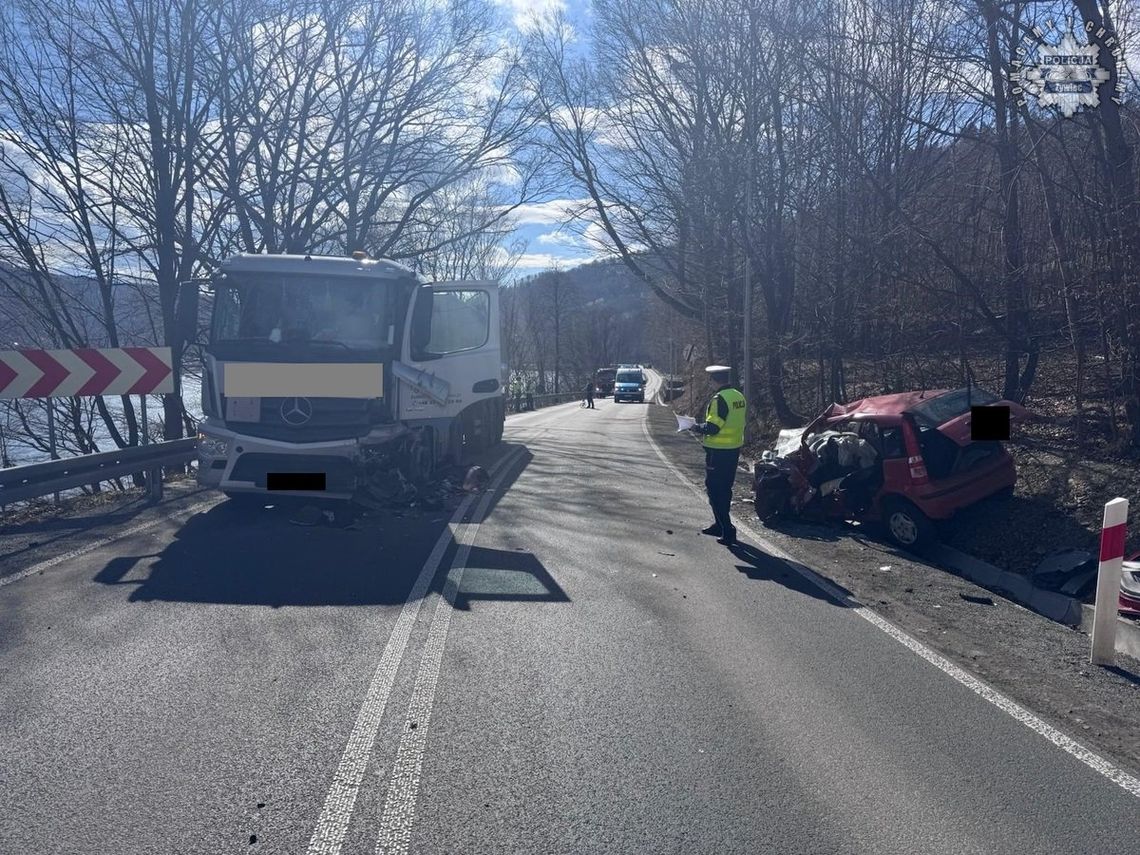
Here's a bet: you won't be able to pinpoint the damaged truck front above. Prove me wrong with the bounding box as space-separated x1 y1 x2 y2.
190 253 505 505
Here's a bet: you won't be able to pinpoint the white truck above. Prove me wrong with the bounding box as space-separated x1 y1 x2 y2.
186 252 505 502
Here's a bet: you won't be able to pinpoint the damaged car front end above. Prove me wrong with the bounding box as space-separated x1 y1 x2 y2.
753 387 1028 550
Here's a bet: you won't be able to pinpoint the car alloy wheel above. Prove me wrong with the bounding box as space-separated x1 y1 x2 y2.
888 511 918 546
882 497 934 550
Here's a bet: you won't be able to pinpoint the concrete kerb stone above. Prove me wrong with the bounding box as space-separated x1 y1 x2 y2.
930 542 1140 656
1080 605 1140 661
926 543 1083 626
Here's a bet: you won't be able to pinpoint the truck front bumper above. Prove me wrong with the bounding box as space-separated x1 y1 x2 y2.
196 421 404 501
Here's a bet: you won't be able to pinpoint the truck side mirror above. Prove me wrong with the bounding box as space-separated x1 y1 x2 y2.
410 285 437 361
176 280 201 345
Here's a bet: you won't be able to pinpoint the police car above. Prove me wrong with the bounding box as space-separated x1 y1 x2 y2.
613 365 646 403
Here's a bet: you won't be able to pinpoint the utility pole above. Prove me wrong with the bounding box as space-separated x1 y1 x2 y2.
741 2 756 435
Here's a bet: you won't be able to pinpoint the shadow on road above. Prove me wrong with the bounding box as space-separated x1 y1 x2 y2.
729 542 851 607
92 446 533 608
452 544 569 610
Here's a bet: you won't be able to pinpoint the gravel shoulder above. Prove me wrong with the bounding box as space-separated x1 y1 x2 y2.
648 402 1140 778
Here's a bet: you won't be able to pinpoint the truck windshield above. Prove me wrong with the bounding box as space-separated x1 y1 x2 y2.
616 371 643 384
210 273 393 351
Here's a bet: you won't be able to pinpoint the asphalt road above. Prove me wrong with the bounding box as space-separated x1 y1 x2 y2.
2 384 1137 854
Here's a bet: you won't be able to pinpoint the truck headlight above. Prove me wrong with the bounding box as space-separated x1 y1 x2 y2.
198 433 230 457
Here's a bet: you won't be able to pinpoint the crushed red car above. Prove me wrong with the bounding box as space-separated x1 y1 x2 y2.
753 387 1028 550
1120 558 1140 618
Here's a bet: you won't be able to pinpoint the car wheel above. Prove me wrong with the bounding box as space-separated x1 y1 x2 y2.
882 497 935 550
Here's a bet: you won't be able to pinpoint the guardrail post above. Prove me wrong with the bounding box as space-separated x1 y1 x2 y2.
1091 497 1128 666
146 463 163 502
47 400 60 506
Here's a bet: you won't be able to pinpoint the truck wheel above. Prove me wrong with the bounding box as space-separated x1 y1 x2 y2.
462 407 485 454
882 497 935 550
405 429 436 484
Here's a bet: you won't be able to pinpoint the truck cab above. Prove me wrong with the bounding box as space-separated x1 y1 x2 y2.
194 253 503 501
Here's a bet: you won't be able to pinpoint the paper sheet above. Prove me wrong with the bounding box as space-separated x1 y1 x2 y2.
675 414 696 432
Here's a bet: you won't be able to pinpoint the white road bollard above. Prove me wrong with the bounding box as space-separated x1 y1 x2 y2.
1091 497 1129 666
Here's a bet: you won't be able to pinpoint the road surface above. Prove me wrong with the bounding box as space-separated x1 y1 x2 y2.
2 385 1137 854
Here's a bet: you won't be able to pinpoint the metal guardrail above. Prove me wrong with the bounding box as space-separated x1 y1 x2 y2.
0 437 198 506
506 392 582 413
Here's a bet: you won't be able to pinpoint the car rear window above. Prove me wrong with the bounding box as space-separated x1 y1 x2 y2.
909 387 998 427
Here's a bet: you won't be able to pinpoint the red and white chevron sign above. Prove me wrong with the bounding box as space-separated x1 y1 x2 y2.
0 347 174 399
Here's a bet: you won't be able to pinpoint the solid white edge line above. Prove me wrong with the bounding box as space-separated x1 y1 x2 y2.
306 446 525 855
0 496 217 589
639 415 1140 799
373 451 524 855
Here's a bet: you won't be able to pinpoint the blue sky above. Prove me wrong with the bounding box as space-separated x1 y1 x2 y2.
494 0 602 278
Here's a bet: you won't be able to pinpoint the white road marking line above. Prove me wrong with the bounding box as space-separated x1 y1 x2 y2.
0 497 217 589
640 417 1140 799
374 452 524 855
307 446 524 855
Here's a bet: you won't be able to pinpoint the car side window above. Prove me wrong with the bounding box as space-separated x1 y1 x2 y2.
879 426 906 459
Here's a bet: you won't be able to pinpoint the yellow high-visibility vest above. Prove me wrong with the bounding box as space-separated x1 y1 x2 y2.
702 387 746 449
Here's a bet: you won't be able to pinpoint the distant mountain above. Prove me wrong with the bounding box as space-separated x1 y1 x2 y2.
513 257 654 364
0 262 163 349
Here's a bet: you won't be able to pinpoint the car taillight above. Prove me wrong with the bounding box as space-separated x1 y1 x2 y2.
908 455 928 483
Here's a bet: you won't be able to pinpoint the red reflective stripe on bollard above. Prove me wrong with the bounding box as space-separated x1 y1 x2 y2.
1100 522 1127 562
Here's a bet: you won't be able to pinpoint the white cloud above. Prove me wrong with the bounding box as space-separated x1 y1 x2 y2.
495 0 567 31
512 251 583 271
508 198 592 225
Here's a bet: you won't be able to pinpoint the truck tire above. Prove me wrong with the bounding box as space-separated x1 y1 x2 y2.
881 497 936 551
492 400 504 445
460 403 491 456
405 429 436 485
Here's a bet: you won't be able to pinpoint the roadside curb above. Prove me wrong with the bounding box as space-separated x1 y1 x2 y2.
1079 604 1140 661
930 542 1140 658
927 543 1084 626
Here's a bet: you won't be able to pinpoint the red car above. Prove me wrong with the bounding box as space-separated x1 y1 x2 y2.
1120 559 1140 618
754 387 1028 549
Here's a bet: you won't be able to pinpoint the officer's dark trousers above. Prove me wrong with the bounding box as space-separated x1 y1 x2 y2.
704 447 740 534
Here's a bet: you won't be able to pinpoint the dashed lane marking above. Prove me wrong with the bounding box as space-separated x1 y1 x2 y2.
640 415 1140 799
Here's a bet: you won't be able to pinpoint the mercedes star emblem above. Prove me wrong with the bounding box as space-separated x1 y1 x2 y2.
281 397 313 426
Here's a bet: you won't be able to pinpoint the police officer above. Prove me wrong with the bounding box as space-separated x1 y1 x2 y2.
689 364 747 546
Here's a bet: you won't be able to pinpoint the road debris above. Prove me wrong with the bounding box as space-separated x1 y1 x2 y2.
959 593 995 606
462 466 489 492
288 505 323 526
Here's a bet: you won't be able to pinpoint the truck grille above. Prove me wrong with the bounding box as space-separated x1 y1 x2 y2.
230 453 357 492
222 396 375 442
